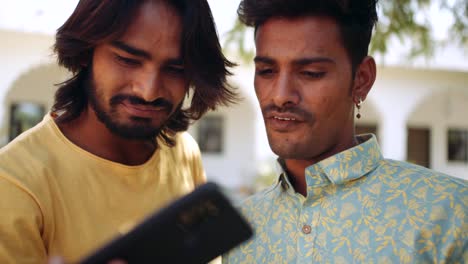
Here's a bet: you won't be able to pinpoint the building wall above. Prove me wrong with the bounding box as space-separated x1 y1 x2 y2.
0 30 55 101
409 90 468 178
370 67 468 180
188 88 259 190
0 30 61 145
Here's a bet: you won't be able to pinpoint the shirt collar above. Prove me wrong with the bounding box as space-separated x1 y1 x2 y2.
278 134 383 191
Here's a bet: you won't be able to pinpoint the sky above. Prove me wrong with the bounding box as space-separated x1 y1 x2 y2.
0 0 240 38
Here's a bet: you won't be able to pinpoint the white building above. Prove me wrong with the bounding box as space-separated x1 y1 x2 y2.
1 3 467 196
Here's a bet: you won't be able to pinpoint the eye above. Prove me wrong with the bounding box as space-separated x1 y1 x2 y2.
301 71 326 79
255 68 274 77
114 54 142 67
166 65 185 75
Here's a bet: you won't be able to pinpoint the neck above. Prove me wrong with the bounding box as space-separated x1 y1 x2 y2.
284 134 358 197
56 107 156 166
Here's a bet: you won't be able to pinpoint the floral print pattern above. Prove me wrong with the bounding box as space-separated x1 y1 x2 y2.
224 135 467 264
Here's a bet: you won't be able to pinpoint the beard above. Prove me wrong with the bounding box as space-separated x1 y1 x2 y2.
85 72 173 141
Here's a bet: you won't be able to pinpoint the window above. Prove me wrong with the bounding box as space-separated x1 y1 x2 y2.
407 127 431 168
447 129 468 162
197 116 224 154
9 102 45 141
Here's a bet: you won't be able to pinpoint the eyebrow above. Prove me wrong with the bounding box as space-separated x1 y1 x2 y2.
254 56 275 65
294 57 335 66
166 58 184 66
254 56 335 66
111 41 152 60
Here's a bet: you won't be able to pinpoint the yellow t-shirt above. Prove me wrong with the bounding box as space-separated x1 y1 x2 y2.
0 114 206 263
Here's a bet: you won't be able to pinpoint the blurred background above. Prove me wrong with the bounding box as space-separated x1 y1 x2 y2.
1 0 467 198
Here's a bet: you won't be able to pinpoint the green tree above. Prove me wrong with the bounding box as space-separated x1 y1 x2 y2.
224 0 468 63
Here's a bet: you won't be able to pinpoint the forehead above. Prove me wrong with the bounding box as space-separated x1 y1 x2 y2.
118 1 183 55
255 16 345 61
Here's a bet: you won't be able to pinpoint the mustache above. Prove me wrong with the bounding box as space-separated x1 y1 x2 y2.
262 104 314 121
110 95 174 112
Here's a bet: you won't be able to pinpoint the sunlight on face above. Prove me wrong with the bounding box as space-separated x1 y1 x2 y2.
254 16 356 161
88 1 188 140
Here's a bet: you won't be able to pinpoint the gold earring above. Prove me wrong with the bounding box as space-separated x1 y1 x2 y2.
356 98 362 119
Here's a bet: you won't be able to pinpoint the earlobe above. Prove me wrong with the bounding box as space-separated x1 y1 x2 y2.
353 56 376 101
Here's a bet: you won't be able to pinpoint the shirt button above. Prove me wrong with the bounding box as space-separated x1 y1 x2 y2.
302 224 312 234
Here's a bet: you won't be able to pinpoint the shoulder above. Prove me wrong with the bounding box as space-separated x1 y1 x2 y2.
159 132 200 156
175 132 200 152
379 159 467 188
376 159 467 215
0 118 50 164
237 182 282 217
157 132 206 184
0 116 56 194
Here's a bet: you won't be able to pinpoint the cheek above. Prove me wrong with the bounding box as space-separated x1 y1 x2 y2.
320 95 353 123
309 79 349 107
92 58 128 94
319 96 335 117
165 78 189 103
254 79 270 104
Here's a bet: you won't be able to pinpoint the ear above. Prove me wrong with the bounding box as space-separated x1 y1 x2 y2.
352 56 376 103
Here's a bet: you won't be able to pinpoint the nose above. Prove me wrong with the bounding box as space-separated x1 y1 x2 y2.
132 71 165 102
272 72 300 107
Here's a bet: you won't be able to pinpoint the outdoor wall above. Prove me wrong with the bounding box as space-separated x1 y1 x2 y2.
0 29 55 105
371 66 468 180
409 90 468 179
188 88 259 191
0 30 60 144
0 62 68 145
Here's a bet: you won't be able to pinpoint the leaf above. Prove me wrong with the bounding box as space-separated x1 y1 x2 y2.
224 0 468 63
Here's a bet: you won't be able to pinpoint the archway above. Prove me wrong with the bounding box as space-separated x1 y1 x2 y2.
0 63 69 145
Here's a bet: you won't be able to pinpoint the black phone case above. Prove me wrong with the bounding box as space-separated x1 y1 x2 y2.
80 182 253 264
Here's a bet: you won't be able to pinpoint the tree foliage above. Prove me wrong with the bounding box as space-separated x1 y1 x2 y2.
224 0 468 63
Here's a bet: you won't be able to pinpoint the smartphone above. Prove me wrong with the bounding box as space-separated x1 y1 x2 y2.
80 182 253 264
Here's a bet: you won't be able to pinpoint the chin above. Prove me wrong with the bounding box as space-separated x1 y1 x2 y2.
270 138 321 160
103 118 161 140
271 144 300 159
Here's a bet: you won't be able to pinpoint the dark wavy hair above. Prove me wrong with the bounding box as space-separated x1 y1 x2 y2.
238 0 379 73
53 0 237 146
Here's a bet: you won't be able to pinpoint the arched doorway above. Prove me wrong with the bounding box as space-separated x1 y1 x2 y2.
0 63 69 145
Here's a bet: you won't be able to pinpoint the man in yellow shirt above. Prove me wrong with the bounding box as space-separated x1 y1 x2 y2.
0 0 236 263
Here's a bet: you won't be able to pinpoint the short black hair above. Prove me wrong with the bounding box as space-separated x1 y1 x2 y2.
238 0 378 72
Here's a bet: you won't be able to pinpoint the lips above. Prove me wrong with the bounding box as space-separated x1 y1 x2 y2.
262 105 314 132
121 102 170 118
266 111 304 122
266 113 302 132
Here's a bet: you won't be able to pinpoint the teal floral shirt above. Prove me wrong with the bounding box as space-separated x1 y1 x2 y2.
224 135 467 264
